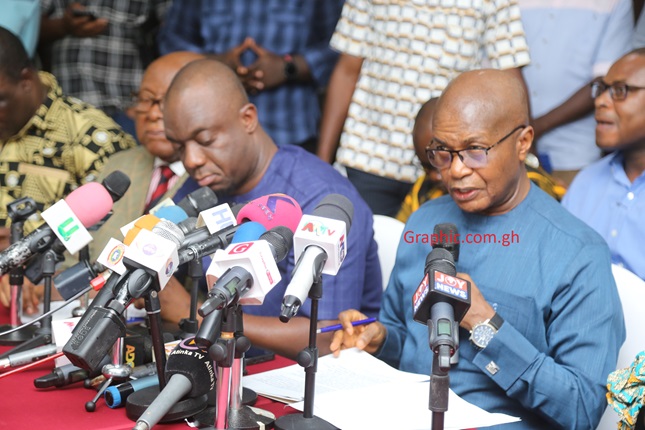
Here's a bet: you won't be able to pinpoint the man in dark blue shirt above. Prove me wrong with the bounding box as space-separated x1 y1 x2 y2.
160 58 382 359
158 0 344 152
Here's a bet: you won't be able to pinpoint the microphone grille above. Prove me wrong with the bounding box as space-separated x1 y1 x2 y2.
313 194 354 233
260 226 294 262
152 219 185 247
177 187 218 217
101 170 131 203
432 223 460 262
425 247 456 277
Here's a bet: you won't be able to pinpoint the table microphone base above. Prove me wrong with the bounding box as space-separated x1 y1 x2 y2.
125 386 208 423
274 413 339 430
0 324 39 347
199 405 276 430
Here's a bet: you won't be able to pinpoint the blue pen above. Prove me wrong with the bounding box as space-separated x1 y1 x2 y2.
316 317 377 334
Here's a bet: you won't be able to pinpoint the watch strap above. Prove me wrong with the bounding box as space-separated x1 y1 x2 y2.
489 312 504 331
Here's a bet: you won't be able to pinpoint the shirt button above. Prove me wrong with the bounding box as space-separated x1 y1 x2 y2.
611 229 618 237
627 192 635 200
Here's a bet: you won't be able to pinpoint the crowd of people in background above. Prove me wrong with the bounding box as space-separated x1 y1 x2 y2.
1 1 645 428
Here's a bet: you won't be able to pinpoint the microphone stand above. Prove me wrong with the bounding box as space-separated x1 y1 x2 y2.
275 269 338 430
71 245 91 317
178 258 202 338
86 335 132 412
126 282 207 423
206 304 274 430
0 198 40 348
428 302 458 430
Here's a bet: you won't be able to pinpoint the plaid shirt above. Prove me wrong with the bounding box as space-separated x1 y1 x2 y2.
0 72 137 231
158 0 344 147
41 0 170 114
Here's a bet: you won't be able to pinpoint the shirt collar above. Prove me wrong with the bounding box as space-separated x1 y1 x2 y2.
607 151 645 187
153 157 186 176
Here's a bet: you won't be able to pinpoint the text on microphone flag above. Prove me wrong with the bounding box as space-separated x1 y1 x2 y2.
434 271 468 300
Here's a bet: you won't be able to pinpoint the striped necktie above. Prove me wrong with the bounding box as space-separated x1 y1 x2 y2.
145 165 174 213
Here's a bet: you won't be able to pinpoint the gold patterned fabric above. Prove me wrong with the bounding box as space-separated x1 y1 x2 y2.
0 72 137 231
396 164 566 222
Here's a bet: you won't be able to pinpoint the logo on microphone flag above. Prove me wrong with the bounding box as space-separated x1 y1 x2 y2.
434 271 468 300
412 273 430 314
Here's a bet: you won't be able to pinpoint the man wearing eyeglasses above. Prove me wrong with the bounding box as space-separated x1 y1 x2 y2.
88 51 205 268
563 48 645 281
330 69 624 429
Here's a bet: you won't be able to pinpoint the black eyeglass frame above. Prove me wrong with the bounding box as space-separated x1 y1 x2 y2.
425 124 527 169
591 80 645 101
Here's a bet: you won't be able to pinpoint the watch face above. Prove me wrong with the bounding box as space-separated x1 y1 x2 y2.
471 324 496 348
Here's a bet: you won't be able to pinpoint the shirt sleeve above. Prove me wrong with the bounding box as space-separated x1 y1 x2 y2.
471 244 625 428
330 0 372 59
157 0 205 54
485 0 531 69
592 0 633 77
68 112 138 184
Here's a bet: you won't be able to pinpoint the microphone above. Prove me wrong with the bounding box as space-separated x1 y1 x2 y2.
51 260 107 301
236 193 302 233
201 226 293 315
412 246 471 371
104 375 159 408
176 186 218 217
153 205 189 225
133 337 216 430
34 354 111 388
0 177 129 276
195 225 293 348
0 344 58 372
280 194 353 322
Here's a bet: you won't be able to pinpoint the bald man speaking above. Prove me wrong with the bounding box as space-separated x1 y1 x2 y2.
330 70 624 429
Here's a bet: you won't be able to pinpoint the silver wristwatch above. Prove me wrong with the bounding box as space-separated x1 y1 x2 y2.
470 312 504 349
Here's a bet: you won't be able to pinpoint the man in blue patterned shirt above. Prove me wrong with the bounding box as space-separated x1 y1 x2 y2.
158 0 344 152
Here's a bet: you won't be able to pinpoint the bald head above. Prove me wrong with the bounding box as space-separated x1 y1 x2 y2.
435 69 529 130
166 59 249 113
430 69 533 216
142 51 205 91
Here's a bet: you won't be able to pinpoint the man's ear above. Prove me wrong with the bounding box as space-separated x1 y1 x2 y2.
517 125 534 162
239 103 258 133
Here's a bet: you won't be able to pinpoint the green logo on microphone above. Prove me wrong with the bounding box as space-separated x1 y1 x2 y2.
57 217 79 241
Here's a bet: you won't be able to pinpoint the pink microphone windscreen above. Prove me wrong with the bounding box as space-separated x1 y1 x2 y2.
64 182 113 227
236 194 302 233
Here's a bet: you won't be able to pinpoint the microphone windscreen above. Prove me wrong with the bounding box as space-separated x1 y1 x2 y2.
124 214 161 245
165 337 216 397
425 247 455 276
65 182 114 228
432 223 460 262
260 226 294 262
177 187 218 217
101 171 131 203
151 219 185 247
231 222 266 243
236 193 302 233
154 205 189 225
312 194 354 233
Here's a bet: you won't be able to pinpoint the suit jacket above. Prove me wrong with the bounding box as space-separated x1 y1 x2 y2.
89 146 189 261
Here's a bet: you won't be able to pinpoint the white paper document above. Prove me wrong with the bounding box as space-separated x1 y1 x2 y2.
243 348 520 429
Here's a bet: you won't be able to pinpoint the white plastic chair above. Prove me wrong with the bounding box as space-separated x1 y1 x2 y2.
597 264 645 430
372 215 405 291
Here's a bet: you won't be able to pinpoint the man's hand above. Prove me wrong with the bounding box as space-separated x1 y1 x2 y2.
237 38 287 93
0 275 42 315
329 309 386 357
457 273 495 332
63 3 108 38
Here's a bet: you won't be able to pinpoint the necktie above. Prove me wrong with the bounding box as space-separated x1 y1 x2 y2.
145 165 174 213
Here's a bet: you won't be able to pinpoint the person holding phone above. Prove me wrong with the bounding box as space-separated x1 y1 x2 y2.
38 1 171 137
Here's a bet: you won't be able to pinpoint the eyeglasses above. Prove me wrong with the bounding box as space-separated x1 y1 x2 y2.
131 93 164 113
591 80 645 101
426 125 527 169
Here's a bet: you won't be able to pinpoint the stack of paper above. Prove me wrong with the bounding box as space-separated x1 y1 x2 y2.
243 348 520 429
